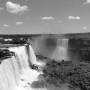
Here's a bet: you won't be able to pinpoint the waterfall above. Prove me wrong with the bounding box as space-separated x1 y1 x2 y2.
0 43 72 90
50 39 69 61
0 45 45 90
28 45 46 66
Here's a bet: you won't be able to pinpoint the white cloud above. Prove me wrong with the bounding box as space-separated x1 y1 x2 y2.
83 0 90 5
68 16 80 20
6 1 29 14
75 16 80 20
41 16 54 20
82 26 87 30
16 22 23 25
3 24 9 27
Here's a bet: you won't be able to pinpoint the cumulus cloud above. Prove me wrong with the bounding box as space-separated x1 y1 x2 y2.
6 1 29 14
16 22 23 25
83 0 90 5
68 16 80 20
41 16 55 20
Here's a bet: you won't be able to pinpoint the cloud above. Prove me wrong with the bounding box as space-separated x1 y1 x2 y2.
16 22 23 25
68 16 80 20
6 1 29 14
82 26 87 30
41 16 55 20
83 0 90 5
3 24 9 27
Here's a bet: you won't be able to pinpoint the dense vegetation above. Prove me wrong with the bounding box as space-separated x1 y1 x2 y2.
0 38 27 44
42 60 90 90
0 49 15 63
69 38 90 62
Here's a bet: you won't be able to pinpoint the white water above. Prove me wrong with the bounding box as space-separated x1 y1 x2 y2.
0 45 43 90
0 45 70 90
50 39 69 61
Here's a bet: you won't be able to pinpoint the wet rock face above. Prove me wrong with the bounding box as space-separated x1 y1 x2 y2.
45 38 57 54
68 38 90 62
38 38 58 58
45 38 57 49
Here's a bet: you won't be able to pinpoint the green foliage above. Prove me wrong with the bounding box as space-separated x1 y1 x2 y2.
0 49 15 64
42 60 90 90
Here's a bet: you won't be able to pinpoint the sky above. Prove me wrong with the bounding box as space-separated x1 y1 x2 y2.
0 0 90 34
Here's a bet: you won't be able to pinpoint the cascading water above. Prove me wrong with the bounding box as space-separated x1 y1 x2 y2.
0 44 70 90
31 37 69 61
0 45 45 90
28 45 46 66
50 39 69 61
